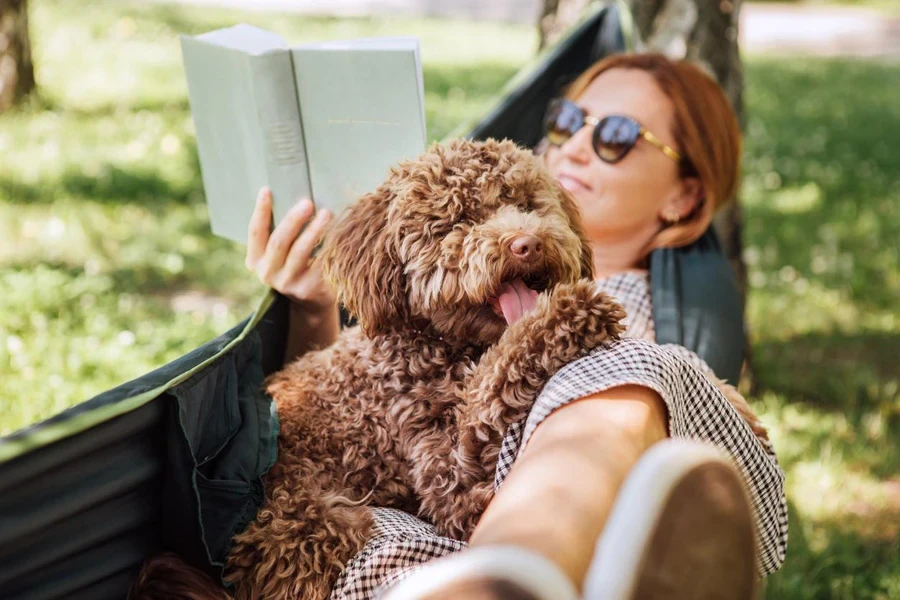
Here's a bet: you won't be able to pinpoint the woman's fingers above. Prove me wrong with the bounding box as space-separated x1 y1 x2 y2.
258 198 314 280
284 207 333 275
245 187 273 270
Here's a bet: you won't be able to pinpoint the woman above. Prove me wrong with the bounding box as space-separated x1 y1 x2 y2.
244 54 787 599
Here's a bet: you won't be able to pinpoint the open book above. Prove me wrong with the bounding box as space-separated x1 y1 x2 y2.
180 25 427 244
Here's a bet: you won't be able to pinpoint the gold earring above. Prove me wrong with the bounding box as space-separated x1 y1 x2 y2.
662 209 681 225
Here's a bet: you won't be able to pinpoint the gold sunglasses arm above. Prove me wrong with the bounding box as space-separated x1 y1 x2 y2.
639 128 682 163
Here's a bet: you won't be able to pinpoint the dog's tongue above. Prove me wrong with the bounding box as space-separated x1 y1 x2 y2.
495 279 539 325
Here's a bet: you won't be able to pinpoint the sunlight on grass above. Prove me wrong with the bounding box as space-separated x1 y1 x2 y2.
0 0 533 434
2 1 899 597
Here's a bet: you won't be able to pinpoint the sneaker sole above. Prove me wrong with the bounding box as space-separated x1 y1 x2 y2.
583 440 757 600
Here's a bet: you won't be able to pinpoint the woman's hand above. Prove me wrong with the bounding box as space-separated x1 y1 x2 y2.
244 187 336 313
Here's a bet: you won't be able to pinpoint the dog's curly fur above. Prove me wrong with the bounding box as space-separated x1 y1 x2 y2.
131 138 769 600
131 138 625 600
222 138 624 599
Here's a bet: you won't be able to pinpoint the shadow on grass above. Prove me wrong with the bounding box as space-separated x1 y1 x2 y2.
10 92 191 119
753 329 899 479
423 62 520 98
755 330 899 411
0 143 203 207
0 164 195 206
767 500 899 599
26 250 247 307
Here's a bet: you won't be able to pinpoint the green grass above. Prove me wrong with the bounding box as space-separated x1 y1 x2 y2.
0 0 531 431
1 1 898 597
740 57 900 598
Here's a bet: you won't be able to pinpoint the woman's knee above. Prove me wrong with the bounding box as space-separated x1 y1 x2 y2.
524 385 668 458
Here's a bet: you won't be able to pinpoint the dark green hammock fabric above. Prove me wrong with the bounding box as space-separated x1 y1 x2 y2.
0 300 285 598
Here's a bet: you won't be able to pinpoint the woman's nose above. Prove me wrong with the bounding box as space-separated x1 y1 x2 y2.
559 125 593 164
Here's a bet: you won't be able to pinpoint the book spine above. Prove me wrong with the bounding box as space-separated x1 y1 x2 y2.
248 50 312 227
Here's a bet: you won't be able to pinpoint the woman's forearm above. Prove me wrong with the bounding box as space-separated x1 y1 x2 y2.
284 300 341 364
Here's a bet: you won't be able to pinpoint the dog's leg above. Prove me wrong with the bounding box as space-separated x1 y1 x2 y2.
459 280 625 462
223 456 373 600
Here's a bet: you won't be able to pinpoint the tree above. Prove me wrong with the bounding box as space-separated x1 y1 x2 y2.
0 0 36 112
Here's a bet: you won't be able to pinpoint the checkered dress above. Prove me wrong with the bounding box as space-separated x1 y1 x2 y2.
330 272 788 599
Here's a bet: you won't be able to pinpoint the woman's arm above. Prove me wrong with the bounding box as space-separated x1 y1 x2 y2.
284 298 341 364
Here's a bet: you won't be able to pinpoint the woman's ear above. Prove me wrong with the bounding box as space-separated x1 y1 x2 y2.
319 186 408 336
661 177 704 223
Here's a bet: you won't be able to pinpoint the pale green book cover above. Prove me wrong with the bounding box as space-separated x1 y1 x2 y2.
180 25 309 245
180 27 426 245
291 38 426 215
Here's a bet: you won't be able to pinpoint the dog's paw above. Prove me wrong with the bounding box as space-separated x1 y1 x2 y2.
502 279 626 366
548 278 625 332
463 280 626 437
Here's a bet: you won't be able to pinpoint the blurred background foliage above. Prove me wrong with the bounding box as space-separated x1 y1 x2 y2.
0 0 897 597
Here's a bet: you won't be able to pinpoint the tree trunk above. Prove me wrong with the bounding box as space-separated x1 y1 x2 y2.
685 0 747 303
0 0 36 112
538 0 590 51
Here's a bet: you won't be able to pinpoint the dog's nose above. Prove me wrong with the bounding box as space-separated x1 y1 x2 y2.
509 235 543 261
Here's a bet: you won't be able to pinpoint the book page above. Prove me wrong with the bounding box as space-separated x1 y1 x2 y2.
197 24 287 55
181 27 306 244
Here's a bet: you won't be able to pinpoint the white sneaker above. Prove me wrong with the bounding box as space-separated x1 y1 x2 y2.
381 545 579 600
583 439 758 600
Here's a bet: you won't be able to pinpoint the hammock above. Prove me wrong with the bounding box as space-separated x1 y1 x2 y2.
0 3 745 598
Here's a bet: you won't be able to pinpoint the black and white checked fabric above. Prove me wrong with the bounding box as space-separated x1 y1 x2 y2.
331 509 465 600
331 272 788 599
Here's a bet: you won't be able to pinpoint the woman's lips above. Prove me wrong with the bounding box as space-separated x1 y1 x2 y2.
557 173 591 193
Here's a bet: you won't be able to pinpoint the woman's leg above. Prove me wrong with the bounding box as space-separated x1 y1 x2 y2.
468 384 668 589
386 383 757 600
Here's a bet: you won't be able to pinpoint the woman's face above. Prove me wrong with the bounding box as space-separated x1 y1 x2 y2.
544 68 696 247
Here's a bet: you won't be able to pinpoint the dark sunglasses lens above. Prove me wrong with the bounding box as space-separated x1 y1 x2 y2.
593 116 640 163
544 100 584 146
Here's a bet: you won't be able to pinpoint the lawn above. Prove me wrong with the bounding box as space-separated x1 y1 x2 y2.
1 0 898 597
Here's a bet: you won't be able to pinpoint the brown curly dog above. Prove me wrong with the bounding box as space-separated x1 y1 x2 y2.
132 138 629 599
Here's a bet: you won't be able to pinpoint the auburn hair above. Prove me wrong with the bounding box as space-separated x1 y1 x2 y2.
562 53 742 249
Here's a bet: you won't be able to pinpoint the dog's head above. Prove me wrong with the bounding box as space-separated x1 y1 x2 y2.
319 138 594 346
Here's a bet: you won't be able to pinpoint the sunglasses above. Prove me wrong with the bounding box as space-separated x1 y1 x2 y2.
544 98 683 165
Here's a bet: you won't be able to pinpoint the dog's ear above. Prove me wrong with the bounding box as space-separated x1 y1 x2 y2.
319 186 407 336
557 186 595 279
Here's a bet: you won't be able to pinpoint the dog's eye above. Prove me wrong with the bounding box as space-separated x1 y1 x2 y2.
502 196 532 212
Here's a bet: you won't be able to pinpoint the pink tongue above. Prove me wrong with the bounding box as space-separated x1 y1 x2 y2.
496 279 539 325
